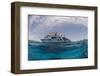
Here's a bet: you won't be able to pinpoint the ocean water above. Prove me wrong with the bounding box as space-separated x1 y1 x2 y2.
28 40 88 61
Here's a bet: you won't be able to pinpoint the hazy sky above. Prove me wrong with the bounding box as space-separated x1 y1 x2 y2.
28 15 88 41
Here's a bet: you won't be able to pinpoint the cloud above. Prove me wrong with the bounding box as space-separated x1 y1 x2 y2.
29 15 87 27
28 15 88 41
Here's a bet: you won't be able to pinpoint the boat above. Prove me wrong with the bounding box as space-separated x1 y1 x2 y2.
28 32 87 52
41 32 71 44
39 32 84 52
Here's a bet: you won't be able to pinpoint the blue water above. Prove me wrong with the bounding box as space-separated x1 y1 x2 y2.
28 39 88 61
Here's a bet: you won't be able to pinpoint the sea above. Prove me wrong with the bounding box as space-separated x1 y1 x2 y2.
28 39 88 61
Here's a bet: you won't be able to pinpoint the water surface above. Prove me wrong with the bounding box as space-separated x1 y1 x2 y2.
28 39 88 61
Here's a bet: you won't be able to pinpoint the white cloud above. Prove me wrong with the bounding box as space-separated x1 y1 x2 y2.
29 15 88 27
29 15 88 41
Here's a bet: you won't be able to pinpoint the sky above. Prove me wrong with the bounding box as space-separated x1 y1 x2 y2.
28 15 88 41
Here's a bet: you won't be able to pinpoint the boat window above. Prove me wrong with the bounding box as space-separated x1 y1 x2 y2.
52 37 56 39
